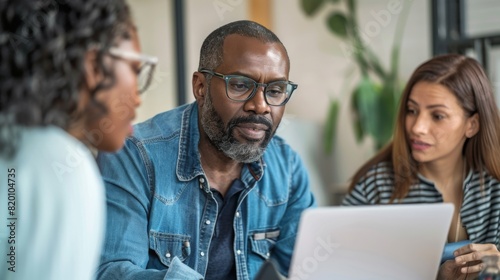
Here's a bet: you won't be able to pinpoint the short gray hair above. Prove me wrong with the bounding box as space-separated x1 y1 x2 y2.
198 20 289 71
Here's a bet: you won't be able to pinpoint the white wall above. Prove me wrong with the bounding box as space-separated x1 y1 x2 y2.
127 0 177 123
184 0 249 103
128 0 431 205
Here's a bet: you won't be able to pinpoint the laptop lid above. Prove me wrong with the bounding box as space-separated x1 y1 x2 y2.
288 203 454 280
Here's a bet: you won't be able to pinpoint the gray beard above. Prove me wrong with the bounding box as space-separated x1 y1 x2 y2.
200 93 272 163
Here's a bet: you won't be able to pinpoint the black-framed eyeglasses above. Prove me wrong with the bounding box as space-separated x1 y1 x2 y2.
199 69 298 106
109 47 159 94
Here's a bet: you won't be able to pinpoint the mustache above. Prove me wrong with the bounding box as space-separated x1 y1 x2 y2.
228 115 273 131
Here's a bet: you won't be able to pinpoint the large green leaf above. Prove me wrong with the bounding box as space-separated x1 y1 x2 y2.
350 87 365 142
324 99 340 154
326 12 349 38
373 83 396 149
350 75 402 150
352 77 380 139
373 75 402 149
300 0 326 16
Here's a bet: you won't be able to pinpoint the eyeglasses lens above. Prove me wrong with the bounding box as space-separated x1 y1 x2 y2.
226 76 290 105
138 64 154 93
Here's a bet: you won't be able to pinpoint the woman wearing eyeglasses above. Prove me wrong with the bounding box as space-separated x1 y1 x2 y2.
0 1 157 279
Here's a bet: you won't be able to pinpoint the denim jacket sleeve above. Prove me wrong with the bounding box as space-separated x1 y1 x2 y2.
271 151 316 277
95 139 203 280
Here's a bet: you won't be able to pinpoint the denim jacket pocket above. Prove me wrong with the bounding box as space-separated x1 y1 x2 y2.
249 229 280 260
150 231 192 267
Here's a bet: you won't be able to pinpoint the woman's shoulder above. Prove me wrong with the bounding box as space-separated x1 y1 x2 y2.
8 126 102 188
468 168 500 189
354 161 395 188
362 161 394 178
343 161 395 205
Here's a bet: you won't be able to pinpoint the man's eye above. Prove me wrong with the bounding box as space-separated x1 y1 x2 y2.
266 89 284 97
233 83 248 89
229 81 252 93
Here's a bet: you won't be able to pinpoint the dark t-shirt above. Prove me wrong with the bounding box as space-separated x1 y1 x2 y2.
204 179 244 280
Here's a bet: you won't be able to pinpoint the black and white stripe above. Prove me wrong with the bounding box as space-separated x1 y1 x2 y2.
342 161 500 246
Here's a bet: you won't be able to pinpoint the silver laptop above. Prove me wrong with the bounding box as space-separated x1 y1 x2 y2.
288 203 454 280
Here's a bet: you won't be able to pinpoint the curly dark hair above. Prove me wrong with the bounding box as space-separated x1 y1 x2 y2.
0 0 133 158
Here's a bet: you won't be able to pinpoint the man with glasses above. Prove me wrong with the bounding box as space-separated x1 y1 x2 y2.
96 20 316 280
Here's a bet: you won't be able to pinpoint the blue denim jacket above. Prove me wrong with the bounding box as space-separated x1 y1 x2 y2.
96 103 316 280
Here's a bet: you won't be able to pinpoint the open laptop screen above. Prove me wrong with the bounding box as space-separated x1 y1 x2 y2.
288 204 453 280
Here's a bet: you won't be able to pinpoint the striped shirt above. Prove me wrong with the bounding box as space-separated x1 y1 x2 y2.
342 161 500 247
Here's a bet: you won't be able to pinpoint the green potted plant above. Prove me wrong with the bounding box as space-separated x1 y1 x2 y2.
300 0 412 152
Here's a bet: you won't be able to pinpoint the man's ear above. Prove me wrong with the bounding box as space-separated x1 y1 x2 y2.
192 71 207 105
465 113 480 138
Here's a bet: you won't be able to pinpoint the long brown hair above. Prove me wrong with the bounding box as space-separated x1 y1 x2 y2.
348 54 500 201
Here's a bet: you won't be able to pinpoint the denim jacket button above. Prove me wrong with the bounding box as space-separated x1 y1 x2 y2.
235 212 240 217
236 250 241 255
200 252 205 256
205 220 211 225
165 252 171 258
199 177 205 183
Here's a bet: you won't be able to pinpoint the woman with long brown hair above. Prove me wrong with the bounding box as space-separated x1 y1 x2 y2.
343 54 500 279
